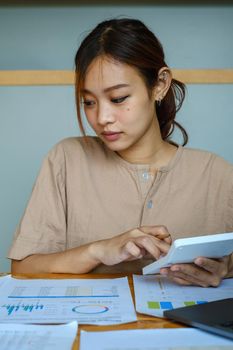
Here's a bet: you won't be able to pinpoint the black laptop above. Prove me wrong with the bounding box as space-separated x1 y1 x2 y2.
164 298 233 341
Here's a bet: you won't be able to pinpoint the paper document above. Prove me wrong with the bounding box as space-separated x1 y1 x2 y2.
0 321 77 350
0 276 136 325
80 328 233 350
133 274 233 318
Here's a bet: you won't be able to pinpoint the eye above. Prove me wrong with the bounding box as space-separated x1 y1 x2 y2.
111 95 129 104
83 100 96 107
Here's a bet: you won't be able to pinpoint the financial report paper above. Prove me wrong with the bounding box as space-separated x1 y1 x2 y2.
0 321 77 350
133 274 233 318
0 276 136 325
80 328 233 350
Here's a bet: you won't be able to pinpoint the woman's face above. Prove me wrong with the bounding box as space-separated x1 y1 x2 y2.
82 56 159 157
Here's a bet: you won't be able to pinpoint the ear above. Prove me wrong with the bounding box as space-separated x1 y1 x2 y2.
153 67 172 103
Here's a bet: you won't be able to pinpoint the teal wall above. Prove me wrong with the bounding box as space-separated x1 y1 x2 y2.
0 5 233 272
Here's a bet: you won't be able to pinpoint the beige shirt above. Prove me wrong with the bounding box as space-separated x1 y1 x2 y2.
8 137 233 273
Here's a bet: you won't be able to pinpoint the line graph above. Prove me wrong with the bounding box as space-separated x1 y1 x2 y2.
2 302 44 316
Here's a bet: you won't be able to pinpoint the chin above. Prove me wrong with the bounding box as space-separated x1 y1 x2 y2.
104 143 125 152
102 139 130 152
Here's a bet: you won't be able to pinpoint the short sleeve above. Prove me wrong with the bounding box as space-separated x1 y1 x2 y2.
8 143 67 260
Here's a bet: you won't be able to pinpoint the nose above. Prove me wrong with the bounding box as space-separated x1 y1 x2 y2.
97 103 115 126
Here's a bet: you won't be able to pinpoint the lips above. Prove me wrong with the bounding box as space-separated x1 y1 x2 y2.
101 131 122 141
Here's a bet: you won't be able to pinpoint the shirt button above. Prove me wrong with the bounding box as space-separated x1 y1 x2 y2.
142 172 150 180
147 200 153 209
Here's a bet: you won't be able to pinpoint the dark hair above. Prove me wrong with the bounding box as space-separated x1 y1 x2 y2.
75 18 188 145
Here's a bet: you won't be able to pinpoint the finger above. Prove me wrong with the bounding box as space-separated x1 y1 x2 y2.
133 236 170 259
140 225 172 243
122 241 144 259
160 268 193 285
167 275 193 286
169 264 221 287
161 268 208 287
140 225 170 238
171 277 193 286
194 257 228 278
135 237 161 259
151 237 171 255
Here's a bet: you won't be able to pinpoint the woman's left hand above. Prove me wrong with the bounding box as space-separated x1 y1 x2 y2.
160 255 231 287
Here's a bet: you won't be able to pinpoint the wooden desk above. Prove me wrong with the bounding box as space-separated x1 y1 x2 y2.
11 273 184 349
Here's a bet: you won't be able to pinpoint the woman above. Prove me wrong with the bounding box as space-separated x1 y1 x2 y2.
9 18 233 286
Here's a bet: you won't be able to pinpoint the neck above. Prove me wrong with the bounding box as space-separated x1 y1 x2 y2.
117 120 177 168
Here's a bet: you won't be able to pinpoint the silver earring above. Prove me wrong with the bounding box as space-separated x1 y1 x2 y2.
157 99 161 107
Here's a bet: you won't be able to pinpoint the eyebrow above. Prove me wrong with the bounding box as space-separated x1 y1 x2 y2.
82 84 130 94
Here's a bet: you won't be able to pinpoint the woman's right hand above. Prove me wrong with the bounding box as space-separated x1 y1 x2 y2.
11 225 171 274
90 225 172 266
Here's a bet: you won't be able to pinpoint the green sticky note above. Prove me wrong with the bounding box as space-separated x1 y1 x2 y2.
184 301 196 306
147 301 160 309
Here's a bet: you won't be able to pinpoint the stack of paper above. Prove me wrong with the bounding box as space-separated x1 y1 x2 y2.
79 328 233 350
0 275 136 325
0 274 136 349
133 274 233 318
0 322 77 350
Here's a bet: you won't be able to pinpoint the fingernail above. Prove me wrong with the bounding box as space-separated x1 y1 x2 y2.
195 258 203 266
171 266 180 272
